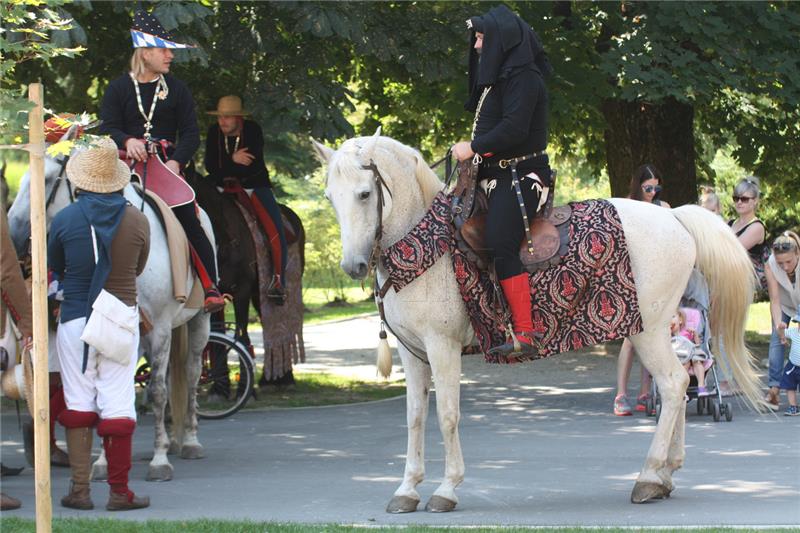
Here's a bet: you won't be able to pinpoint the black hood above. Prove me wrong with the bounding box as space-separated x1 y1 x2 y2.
465 5 552 111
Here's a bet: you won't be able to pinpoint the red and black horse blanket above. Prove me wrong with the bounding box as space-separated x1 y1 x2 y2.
382 192 643 364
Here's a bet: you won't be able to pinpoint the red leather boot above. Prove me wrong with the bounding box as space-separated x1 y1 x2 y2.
488 273 539 357
97 418 149 511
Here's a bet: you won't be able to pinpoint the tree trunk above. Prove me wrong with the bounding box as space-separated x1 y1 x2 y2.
602 98 697 207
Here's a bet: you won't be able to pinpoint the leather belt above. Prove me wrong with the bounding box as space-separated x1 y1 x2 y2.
482 150 548 169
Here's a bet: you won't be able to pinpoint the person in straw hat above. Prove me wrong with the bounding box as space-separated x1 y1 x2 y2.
205 95 289 303
48 137 151 511
99 9 226 313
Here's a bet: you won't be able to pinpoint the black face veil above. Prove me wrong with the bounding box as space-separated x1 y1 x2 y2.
465 5 552 112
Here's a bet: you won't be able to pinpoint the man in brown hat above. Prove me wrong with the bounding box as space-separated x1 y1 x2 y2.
48 137 151 511
205 95 288 303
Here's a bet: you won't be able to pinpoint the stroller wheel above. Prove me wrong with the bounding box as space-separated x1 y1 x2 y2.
696 396 704 416
724 402 733 422
712 401 721 422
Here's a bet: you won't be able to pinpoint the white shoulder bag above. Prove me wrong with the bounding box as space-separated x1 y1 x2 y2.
79 225 139 365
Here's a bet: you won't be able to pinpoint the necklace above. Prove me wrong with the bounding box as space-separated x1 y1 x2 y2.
130 73 169 141
224 134 240 155
471 86 492 140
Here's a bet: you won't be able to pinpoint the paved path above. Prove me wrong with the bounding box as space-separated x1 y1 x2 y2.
2 316 799 526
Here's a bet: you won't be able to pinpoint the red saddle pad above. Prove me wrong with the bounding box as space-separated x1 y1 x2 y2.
121 153 195 207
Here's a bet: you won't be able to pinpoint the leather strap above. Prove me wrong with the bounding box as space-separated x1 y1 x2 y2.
482 150 547 170
511 165 535 256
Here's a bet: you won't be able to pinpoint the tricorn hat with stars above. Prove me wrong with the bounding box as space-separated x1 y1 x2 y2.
130 9 195 49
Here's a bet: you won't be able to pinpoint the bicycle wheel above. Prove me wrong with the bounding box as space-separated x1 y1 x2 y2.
197 332 255 420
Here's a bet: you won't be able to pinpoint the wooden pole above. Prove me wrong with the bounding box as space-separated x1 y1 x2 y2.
28 82 52 533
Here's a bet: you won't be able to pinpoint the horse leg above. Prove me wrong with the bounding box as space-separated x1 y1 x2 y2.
386 345 432 514
180 312 208 460
629 329 688 503
145 328 174 481
424 336 464 513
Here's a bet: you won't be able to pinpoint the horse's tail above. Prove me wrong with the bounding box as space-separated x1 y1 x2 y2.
169 324 189 444
671 205 764 412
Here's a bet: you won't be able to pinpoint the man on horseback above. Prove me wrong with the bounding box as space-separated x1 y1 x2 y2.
205 95 289 304
99 9 225 313
48 138 150 511
452 5 553 358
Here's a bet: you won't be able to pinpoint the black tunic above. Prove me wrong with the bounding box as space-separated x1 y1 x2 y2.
99 74 200 166
204 120 272 189
470 65 548 180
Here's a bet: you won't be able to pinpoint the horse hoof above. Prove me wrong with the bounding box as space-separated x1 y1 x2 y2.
167 441 180 456
425 495 457 513
90 464 107 481
146 464 174 482
180 444 205 460
386 495 419 514
631 481 671 503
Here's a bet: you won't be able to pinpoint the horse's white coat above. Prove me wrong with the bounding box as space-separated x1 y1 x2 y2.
315 134 763 511
8 135 210 481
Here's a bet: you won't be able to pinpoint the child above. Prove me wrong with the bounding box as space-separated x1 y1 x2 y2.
779 307 800 416
699 186 721 216
670 309 710 396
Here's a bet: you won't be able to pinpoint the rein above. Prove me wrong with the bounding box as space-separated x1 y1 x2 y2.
45 156 74 209
361 159 430 365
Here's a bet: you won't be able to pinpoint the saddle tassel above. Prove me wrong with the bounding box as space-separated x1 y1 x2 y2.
376 321 392 379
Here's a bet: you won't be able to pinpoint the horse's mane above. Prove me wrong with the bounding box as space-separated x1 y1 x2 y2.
332 136 443 208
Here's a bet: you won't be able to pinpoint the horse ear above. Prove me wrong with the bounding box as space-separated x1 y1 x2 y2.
358 126 382 162
311 139 335 164
62 124 81 142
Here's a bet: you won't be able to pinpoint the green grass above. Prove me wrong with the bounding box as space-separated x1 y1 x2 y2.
247 372 404 409
4 520 792 533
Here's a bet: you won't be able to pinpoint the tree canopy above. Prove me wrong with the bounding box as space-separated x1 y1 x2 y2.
6 1 798 233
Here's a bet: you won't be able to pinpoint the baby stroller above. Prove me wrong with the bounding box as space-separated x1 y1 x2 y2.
647 269 734 422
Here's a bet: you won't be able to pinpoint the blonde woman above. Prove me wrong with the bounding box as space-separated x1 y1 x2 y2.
764 231 800 409
728 177 767 291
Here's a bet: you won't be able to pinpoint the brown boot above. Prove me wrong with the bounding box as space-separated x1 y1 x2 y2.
1 492 21 511
106 490 150 511
60 427 94 510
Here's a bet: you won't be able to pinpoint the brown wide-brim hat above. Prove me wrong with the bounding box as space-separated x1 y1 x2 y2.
207 95 250 116
66 137 131 194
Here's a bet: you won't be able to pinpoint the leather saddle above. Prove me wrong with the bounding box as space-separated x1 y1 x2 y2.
453 162 571 273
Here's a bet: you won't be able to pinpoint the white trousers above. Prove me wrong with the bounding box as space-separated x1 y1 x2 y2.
57 317 138 420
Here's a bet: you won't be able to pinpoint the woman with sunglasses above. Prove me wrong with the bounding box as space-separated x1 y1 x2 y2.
613 164 670 415
763 231 800 410
728 177 768 291
627 163 671 207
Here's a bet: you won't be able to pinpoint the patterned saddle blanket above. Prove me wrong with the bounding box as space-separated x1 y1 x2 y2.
382 192 644 363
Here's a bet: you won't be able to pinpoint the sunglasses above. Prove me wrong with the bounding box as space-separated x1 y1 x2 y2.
642 185 662 194
773 242 797 252
732 195 755 203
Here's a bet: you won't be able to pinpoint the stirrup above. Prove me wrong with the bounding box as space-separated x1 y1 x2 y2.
486 331 541 358
266 275 286 306
203 288 226 314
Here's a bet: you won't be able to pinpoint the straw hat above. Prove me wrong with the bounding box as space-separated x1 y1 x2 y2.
207 95 250 117
0 347 33 415
66 137 131 193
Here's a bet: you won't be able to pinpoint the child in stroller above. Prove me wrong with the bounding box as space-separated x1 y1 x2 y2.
648 269 734 422
670 307 712 396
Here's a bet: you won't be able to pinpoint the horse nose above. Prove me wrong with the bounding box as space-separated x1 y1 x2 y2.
341 258 368 280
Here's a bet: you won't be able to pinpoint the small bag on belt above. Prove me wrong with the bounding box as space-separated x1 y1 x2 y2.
79 226 138 366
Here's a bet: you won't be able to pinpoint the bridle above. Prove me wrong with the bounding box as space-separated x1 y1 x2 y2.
45 155 75 209
359 158 435 365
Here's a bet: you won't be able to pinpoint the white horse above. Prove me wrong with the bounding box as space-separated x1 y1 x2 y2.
313 131 764 513
7 129 209 481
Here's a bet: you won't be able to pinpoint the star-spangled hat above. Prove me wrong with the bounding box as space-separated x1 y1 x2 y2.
130 9 195 49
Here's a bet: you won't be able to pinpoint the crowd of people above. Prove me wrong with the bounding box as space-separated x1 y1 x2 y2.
0 9 289 512
612 169 800 418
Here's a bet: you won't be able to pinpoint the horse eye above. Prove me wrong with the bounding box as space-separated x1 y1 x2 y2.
359 191 370 201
